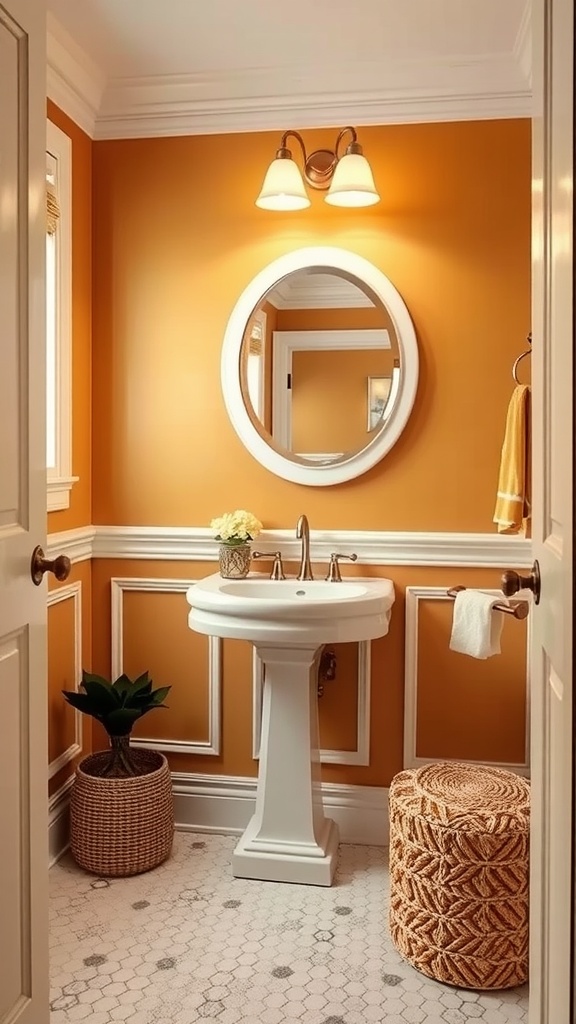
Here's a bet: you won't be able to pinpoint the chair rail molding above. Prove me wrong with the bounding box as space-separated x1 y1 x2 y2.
47 524 533 568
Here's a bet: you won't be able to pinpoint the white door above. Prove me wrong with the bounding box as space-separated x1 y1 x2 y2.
0 0 49 1022
529 0 574 1021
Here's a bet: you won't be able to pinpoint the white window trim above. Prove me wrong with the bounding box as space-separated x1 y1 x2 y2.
47 119 77 511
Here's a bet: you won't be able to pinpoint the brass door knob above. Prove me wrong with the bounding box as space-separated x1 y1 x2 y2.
31 545 71 586
501 560 541 605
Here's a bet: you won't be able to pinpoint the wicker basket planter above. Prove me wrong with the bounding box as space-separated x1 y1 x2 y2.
70 749 174 877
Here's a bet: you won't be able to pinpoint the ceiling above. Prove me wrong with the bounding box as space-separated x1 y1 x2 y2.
46 0 532 140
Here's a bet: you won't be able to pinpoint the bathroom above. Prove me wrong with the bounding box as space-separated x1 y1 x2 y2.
44 115 532 1023
4 1 565 1022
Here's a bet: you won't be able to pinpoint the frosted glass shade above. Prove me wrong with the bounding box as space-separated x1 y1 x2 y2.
256 158 311 210
325 153 380 207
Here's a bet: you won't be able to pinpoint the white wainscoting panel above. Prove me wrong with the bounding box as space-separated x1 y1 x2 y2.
404 586 530 776
47 581 83 779
251 643 371 766
110 577 221 756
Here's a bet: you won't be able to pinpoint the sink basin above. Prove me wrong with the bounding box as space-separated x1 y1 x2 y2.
187 572 395 644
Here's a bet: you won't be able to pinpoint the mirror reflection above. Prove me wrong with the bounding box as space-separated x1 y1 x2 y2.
239 268 401 465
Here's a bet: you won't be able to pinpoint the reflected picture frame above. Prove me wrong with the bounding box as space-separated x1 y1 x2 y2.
367 375 392 431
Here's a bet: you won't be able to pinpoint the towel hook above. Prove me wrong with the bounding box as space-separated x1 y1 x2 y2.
512 332 532 384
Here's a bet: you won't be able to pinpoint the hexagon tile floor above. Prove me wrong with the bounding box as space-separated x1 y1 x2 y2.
50 832 529 1024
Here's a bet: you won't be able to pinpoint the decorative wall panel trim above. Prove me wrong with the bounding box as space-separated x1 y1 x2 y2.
47 581 83 779
110 577 221 756
171 772 389 846
251 643 371 765
48 776 74 867
46 525 95 564
403 586 530 776
45 523 532 568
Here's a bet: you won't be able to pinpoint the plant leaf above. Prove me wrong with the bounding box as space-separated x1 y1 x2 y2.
149 686 171 705
104 707 143 736
112 673 133 699
62 690 101 717
81 676 122 710
130 672 153 697
82 671 111 689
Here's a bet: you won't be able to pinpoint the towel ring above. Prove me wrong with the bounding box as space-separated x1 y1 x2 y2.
512 333 532 384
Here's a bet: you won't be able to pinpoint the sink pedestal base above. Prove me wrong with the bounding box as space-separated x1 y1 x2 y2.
232 644 339 886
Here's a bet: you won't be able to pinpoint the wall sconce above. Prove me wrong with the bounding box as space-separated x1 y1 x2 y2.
256 126 380 211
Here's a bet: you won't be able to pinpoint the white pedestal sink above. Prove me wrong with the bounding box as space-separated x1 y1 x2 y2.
186 573 394 886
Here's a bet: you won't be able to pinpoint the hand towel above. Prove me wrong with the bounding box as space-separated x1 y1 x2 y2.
493 384 531 534
449 589 508 659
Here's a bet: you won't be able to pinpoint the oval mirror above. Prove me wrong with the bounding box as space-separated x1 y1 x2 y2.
221 247 419 485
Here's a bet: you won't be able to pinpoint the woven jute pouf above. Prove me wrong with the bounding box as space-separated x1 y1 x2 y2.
389 762 530 990
71 750 174 877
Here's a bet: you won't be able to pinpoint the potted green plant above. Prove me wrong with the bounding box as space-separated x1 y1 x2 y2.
63 670 174 877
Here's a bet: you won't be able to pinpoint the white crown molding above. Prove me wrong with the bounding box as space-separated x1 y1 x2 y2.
47 523 532 568
47 15 105 138
269 275 373 310
94 83 531 141
513 0 532 88
46 17 532 142
172 772 389 846
404 586 531 776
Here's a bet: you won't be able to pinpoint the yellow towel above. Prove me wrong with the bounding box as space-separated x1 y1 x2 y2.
493 384 531 534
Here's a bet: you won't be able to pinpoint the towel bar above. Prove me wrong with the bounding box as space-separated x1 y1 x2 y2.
447 586 529 620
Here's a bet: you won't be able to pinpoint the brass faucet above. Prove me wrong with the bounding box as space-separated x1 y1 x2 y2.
296 514 314 580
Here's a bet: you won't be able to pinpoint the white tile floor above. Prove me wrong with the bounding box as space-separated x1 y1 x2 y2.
50 833 529 1024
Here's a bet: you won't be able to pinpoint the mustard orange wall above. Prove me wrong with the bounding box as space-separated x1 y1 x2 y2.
91 120 530 531
291 349 394 453
46 100 92 534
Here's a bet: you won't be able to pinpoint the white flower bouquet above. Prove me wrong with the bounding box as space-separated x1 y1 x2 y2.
211 509 263 546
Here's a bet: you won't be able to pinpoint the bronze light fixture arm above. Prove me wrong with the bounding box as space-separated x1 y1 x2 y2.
274 128 363 190
334 126 362 157
276 129 308 162
256 124 379 208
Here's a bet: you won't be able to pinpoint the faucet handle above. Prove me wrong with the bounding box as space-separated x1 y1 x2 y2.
252 550 286 580
325 552 358 582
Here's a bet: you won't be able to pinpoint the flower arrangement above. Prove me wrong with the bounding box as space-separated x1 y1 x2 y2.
211 509 263 546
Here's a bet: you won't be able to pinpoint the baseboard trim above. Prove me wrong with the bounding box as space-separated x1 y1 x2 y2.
48 772 389 868
48 776 74 867
172 772 389 846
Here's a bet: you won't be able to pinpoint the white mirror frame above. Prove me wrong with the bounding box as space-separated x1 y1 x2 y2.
221 246 419 486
